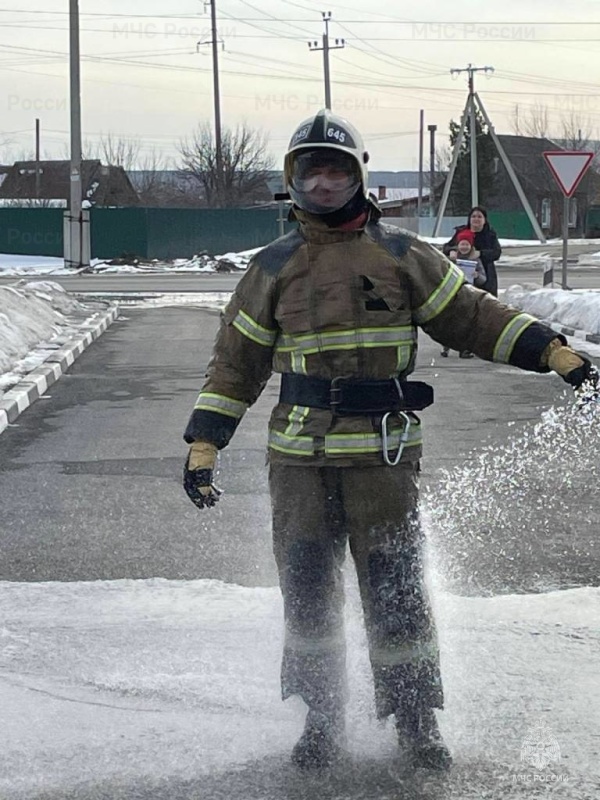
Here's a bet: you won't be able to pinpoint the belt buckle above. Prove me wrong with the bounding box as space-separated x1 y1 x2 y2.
392 377 405 409
330 376 346 413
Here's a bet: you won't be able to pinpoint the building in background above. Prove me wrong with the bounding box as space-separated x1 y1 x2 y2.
0 160 139 208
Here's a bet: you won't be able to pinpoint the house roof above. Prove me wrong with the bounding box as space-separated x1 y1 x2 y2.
0 160 139 206
369 187 430 204
495 135 592 195
127 169 197 192
496 134 561 156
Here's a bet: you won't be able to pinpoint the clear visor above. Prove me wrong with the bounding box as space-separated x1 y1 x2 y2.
288 149 360 213
292 171 356 193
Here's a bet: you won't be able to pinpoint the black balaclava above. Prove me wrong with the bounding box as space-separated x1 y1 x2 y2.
315 186 370 228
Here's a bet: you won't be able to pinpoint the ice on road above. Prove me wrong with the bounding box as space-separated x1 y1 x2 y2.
0 577 598 798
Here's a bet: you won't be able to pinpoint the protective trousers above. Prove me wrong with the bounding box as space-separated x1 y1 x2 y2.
269 462 443 721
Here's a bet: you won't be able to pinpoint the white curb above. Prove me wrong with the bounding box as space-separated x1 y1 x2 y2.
0 305 119 436
545 321 600 347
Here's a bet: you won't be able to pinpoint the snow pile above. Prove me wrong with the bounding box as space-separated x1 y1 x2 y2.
578 250 600 266
0 249 261 276
172 247 260 272
504 285 600 335
0 254 112 276
0 281 110 394
93 252 253 274
0 254 68 276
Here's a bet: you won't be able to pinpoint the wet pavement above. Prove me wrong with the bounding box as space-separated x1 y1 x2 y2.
0 306 599 799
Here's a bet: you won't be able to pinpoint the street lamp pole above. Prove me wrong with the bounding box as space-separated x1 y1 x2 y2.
67 0 86 268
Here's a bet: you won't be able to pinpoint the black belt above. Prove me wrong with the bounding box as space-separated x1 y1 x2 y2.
279 373 434 415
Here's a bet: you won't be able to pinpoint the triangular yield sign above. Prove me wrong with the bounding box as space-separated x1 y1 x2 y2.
543 151 594 197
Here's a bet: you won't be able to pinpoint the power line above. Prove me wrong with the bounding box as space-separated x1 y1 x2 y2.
2 8 600 23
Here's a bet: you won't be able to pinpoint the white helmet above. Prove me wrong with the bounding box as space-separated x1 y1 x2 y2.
284 109 370 214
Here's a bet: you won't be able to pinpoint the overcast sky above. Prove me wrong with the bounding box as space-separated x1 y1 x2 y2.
3 0 600 171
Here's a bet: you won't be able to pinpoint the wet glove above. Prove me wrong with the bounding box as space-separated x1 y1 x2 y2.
542 339 597 389
183 441 221 509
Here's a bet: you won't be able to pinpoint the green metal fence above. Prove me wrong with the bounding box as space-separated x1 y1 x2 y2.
0 206 552 260
0 208 63 256
143 208 295 260
487 210 536 240
91 208 148 259
0 207 296 260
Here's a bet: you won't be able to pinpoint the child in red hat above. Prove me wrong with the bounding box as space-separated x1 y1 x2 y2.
441 229 487 358
453 229 487 287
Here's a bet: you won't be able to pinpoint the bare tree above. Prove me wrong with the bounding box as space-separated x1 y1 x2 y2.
178 122 274 208
511 101 550 138
428 144 452 211
511 103 600 152
131 149 185 207
0 140 38 164
99 133 141 170
559 112 597 150
0 198 60 208
77 133 143 170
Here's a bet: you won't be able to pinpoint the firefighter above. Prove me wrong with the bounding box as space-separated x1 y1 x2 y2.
182 110 595 771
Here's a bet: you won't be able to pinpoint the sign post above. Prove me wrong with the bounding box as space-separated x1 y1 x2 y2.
543 151 594 290
562 193 569 290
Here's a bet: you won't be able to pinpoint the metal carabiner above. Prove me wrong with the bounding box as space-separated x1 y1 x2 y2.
381 411 411 466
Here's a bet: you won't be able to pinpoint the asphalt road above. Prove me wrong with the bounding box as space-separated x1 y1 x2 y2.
2 264 600 295
0 306 598 593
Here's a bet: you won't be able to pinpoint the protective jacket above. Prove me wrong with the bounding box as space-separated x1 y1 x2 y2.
184 203 559 467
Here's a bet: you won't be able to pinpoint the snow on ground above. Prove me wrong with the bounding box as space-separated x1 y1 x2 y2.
577 250 600 266
504 285 600 336
2 238 600 276
422 236 600 249
0 250 259 276
0 577 598 795
0 281 114 395
0 254 110 276
497 251 600 268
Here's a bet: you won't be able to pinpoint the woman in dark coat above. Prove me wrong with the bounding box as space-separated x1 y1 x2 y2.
441 206 502 358
442 206 502 296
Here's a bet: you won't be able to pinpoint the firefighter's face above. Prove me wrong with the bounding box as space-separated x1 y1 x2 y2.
300 165 355 208
288 149 360 213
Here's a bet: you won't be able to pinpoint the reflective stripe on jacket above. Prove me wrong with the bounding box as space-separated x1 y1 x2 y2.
184 204 559 466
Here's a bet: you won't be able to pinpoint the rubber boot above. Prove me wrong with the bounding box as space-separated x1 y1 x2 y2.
440 347 449 357
291 708 345 769
394 706 452 771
